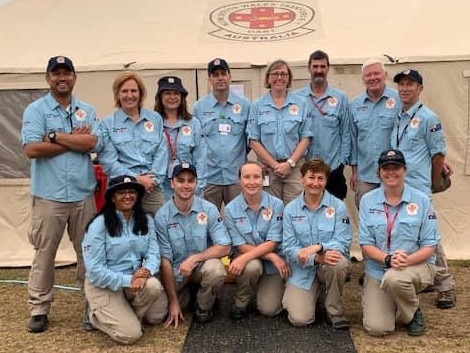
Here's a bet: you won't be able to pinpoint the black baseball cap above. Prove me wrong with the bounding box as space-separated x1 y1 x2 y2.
172 163 197 179
393 69 423 85
207 58 230 75
156 76 188 97
378 149 407 168
46 56 75 73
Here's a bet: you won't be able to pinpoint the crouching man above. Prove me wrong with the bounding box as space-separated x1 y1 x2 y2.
155 164 231 326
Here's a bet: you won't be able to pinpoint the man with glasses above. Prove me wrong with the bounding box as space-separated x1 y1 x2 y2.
295 50 351 200
21 56 99 333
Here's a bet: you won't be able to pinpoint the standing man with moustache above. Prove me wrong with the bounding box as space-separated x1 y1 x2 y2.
192 58 251 210
295 50 351 200
21 56 99 333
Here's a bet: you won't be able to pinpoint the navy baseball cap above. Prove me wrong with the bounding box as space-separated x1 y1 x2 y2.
156 76 188 97
207 58 230 74
172 163 197 179
46 56 75 73
393 69 423 85
378 149 407 168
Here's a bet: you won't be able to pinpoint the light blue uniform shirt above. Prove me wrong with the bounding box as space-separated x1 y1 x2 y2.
192 92 250 185
391 101 447 196
82 213 160 291
358 185 439 281
248 92 313 160
283 191 351 290
21 93 98 202
350 86 401 183
162 117 206 199
98 108 169 186
294 84 351 169
224 191 284 274
155 196 230 283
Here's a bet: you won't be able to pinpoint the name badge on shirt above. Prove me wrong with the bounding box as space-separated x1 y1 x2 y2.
219 123 231 135
263 174 270 187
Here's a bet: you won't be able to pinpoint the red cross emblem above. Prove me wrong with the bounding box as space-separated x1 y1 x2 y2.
229 7 295 29
75 109 86 121
386 98 396 109
406 203 419 215
289 104 299 115
325 207 335 218
262 208 273 221
144 121 154 132
182 126 192 136
233 104 241 114
197 212 208 225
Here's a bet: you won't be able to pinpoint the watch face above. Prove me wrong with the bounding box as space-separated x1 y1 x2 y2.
48 131 56 141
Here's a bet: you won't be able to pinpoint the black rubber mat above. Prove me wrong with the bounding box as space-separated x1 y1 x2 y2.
181 285 357 353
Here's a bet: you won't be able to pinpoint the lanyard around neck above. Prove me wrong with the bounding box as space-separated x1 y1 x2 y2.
383 203 400 251
396 103 423 148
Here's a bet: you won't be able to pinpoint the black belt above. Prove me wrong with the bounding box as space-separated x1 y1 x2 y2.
276 159 288 163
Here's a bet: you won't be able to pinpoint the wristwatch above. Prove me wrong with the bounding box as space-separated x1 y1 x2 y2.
287 158 296 168
48 131 57 144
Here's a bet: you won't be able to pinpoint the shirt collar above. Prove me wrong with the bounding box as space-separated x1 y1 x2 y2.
378 185 413 205
169 196 201 217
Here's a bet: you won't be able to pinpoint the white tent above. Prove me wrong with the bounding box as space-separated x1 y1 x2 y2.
1 0 469 265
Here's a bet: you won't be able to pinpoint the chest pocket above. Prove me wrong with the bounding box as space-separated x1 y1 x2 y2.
283 115 302 134
141 133 161 154
407 127 425 150
45 115 65 133
319 115 339 128
259 116 277 135
365 216 387 248
378 115 395 129
396 218 420 243
168 228 187 256
111 130 133 146
317 220 335 243
201 117 219 137
228 117 246 136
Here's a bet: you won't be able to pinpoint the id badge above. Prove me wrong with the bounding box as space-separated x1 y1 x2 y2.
167 160 179 178
219 123 231 135
263 174 270 187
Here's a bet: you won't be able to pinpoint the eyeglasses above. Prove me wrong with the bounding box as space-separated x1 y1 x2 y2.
269 72 289 78
115 189 138 197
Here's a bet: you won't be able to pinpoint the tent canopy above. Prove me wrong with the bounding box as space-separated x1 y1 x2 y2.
1 0 470 73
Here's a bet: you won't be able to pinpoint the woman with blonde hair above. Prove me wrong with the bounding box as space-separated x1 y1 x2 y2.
99 71 169 215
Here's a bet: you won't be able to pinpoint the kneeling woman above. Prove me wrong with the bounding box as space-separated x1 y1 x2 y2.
82 175 167 344
359 150 439 337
